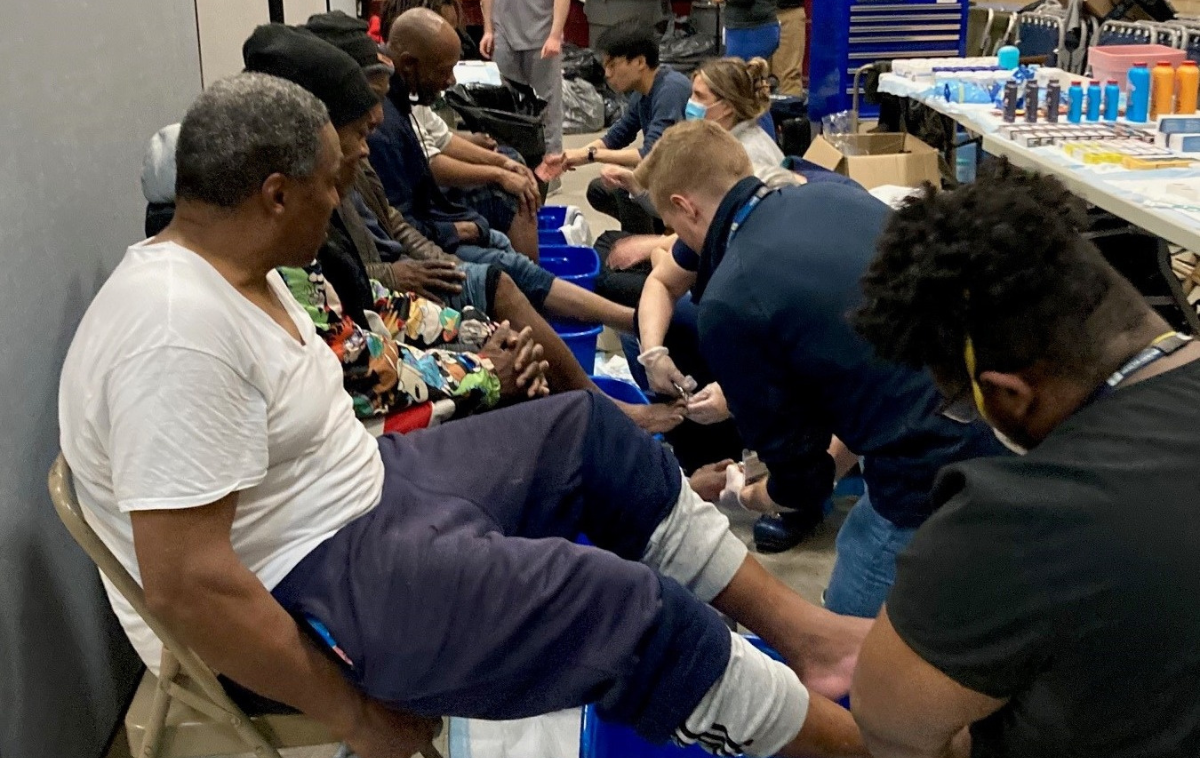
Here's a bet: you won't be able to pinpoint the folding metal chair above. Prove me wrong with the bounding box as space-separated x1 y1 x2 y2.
1098 19 1154 46
48 454 444 758
1018 11 1068 66
1137 20 1185 47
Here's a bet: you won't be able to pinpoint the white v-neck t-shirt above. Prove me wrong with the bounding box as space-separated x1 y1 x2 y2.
59 239 384 672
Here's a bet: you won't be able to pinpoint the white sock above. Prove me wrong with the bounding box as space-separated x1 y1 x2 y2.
641 478 749 602
674 632 809 757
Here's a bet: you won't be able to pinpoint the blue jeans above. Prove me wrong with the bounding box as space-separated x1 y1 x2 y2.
444 262 498 315
823 491 918 619
456 230 555 309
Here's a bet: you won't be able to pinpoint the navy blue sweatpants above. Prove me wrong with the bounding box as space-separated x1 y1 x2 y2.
272 391 733 743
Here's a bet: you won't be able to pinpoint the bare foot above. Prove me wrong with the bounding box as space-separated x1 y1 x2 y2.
617 399 686 434
783 609 873 700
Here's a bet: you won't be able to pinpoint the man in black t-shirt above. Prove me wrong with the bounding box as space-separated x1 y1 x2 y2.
848 161 1200 758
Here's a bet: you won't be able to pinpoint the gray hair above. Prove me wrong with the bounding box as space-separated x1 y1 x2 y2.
175 72 331 208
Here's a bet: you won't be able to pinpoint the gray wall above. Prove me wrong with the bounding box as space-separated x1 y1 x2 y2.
0 3 203 756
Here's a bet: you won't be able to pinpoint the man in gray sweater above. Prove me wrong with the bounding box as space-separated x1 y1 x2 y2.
480 0 568 157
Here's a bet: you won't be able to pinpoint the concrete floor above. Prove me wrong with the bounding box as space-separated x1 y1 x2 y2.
105 133 842 758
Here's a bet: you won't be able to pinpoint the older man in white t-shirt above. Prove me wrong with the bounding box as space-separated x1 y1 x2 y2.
60 72 872 758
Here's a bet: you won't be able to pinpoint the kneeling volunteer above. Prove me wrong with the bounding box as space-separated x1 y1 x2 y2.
851 161 1200 758
634 120 1004 619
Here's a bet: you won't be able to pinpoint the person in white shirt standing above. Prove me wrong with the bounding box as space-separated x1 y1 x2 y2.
480 0 568 159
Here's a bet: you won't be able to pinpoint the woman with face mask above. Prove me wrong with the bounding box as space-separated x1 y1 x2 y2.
684 57 786 178
600 57 795 237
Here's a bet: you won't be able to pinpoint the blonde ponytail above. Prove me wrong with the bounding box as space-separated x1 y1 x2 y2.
696 56 773 124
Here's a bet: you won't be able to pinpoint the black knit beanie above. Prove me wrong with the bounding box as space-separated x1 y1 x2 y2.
242 24 378 127
304 11 393 77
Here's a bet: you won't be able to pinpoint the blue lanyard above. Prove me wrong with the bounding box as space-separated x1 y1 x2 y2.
1106 332 1192 388
726 185 774 247
1083 331 1193 408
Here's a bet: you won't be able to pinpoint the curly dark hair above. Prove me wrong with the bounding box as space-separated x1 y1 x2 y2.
853 159 1148 399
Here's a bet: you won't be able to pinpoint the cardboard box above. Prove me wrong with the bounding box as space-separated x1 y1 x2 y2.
803 133 941 190
1083 0 1154 20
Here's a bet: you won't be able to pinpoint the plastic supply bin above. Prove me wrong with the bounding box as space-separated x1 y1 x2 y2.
540 245 601 291
554 322 603 372
590 376 649 405
1089 45 1186 90
580 636 789 758
538 205 569 229
539 229 568 246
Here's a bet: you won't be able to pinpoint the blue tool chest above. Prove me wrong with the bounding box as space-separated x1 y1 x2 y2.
809 0 970 121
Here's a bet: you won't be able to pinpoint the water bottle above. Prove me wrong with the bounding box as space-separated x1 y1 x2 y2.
1068 81 1084 123
956 138 978 184
1152 61 1175 119
1086 80 1102 121
1103 79 1120 121
1177 60 1199 113
1127 62 1151 122
1024 81 1040 123
998 45 1020 71
1003 80 1019 123
1045 81 1061 122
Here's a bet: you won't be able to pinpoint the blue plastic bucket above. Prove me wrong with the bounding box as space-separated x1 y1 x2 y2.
554 322 602 372
539 228 568 246
538 205 569 229
540 245 600 292
580 636 789 758
590 376 649 405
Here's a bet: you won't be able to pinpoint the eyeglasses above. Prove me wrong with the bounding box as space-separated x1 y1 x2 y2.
933 332 990 425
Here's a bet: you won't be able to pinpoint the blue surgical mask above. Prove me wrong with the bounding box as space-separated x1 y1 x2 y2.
684 98 708 121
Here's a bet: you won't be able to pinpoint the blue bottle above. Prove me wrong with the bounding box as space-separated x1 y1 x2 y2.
1068 81 1084 123
1127 62 1151 122
1086 80 1102 121
1103 79 1120 121
998 45 1020 71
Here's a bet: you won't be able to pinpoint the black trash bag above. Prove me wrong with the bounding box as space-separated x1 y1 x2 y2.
601 85 628 127
563 78 606 134
769 93 808 123
447 80 547 116
445 80 548 167
562 43 606 87
658 17 718 76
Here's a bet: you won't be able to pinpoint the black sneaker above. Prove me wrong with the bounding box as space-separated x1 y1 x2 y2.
753 508 824 554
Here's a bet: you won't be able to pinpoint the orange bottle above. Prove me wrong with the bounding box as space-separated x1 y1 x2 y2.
1177 60 1199 114
1152 61 1175 119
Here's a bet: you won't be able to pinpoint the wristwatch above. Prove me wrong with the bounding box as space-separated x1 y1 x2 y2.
587 146 597 163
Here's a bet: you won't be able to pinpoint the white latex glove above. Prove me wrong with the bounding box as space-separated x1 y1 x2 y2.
717 463 746 511
686 383 731 425
637 346 697 397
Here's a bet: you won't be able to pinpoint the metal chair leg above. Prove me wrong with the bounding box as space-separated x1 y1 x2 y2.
137 651 178 758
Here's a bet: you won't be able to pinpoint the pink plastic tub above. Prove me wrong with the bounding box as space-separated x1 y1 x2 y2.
1090 45 1188 90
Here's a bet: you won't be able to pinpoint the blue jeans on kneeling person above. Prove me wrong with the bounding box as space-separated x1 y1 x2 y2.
456 230 555 309
822 489 918 619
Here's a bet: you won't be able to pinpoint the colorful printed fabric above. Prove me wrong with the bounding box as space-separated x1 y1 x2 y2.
278 264 500 419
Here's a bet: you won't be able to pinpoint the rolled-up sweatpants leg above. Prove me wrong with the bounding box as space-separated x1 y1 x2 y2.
272 392 736 743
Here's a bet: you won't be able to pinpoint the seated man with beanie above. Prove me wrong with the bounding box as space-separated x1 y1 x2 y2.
60 72 876 758
280 16 684 433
